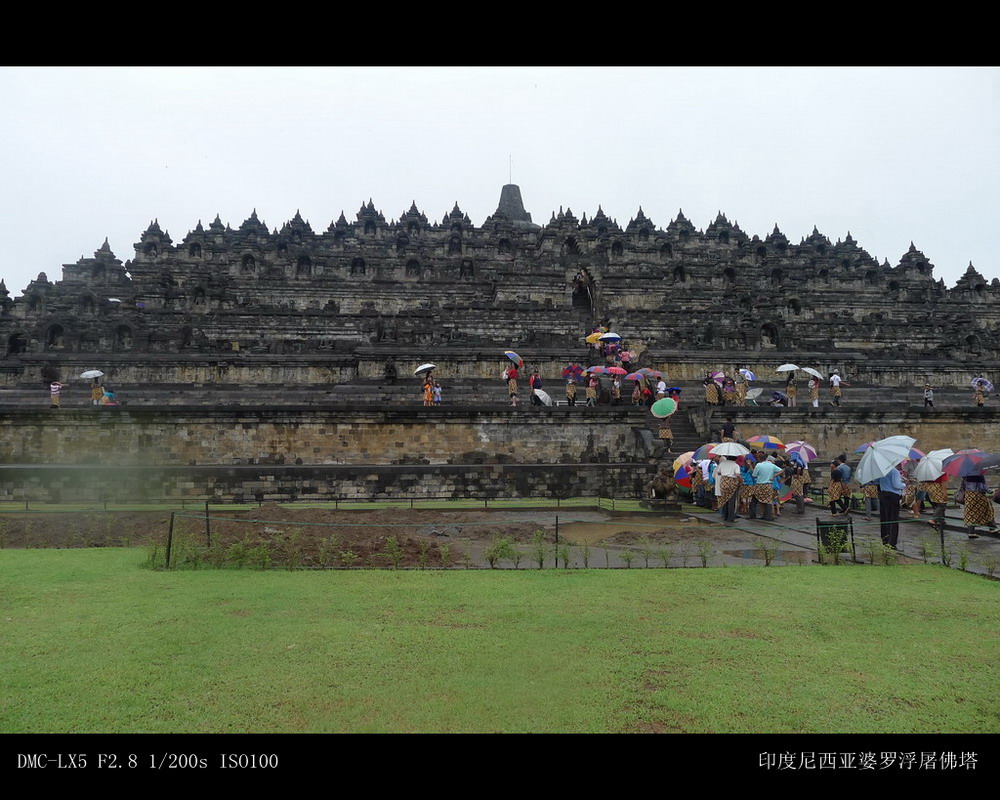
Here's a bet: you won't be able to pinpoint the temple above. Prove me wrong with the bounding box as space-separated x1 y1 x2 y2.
0 185 996 503
1 184 996 381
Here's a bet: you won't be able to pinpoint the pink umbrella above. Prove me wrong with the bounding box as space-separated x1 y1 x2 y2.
607 366 628 375
784 441 818 463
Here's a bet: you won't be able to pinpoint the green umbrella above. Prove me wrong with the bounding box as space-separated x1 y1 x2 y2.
651 397 677 418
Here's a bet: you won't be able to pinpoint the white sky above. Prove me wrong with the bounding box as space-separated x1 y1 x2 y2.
1 66 997 296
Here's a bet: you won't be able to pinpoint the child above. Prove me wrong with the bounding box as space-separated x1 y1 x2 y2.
433 381 442 405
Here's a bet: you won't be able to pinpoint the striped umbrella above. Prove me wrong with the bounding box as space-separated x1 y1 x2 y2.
672 451 696 473
625 372 645 381
709 370 725 385
784 440 818 463
747 435 785 450
739 368 756 381
503 350 523 368
672 450 696 489
942 449 987 477
972 377 994 391
693 443 721 461
673 463 694 489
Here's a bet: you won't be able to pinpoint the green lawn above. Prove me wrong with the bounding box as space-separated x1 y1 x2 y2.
1 549 997 733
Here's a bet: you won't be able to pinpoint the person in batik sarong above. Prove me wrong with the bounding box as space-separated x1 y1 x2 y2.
827 460 848 515
808 377 820 408
715 456 742 522
789 463 811 515
861 480 880 521
722 375 737 405
658 417 673 454
735 376 747 406
785 374 798 407
703 373 720 405
921 474 949 523
961 474 996 537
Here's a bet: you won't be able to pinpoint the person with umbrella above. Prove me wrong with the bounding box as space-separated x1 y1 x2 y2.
714 455 743 522
973 381 988 407
749 457 782 521
855 435 920 549
785 372 797 407
503 362 519 406
565 378 577 407
721 374 737 405
808 376 820 408
948 451 998 536
735 368 752 406
914 448 953 522
877 464 905 549
788 457 811 515
90 377 104 406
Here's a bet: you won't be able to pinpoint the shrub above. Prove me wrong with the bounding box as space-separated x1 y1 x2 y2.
382 536 404 570
484 536 516 569
532 531 547 569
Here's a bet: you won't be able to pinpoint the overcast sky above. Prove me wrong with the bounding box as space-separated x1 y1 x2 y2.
1 66 996 296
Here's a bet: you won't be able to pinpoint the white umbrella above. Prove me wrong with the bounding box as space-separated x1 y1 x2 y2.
413 363 436 376
79 370 104 379
912 448 956 482
746 388 764 399
775 363 799 372
533 388 552 406
801 367 824 380
855 435 917 485
710 442 750 457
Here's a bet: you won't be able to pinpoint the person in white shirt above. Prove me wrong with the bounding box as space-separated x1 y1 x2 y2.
829 370 849 406
715 456 742 522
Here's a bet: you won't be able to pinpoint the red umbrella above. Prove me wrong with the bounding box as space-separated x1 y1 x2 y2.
942 449 987 477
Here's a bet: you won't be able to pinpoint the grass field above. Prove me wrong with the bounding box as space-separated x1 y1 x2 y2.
1 548 998 734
